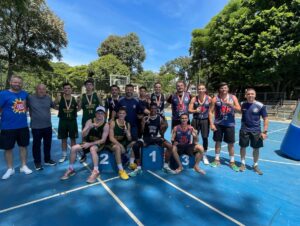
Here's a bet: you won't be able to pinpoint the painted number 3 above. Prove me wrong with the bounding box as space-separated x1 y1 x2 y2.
149 151 156 162
100 153 109 164
181 155 189 166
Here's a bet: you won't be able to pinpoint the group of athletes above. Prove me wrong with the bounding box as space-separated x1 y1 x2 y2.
0 75 268 184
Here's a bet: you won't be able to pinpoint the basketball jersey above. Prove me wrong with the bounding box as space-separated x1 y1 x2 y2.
171 92 190 120
114 119 129 142
86 119 106 142
143 115 161 138
58 96 77 120
193 95 210 119
105 97 119 120
174 125 193 144
214 95 235 127
150 93 165 116
81 93 100 126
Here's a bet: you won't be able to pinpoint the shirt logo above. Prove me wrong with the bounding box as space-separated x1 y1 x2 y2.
253 108 259 113
12 98 26 113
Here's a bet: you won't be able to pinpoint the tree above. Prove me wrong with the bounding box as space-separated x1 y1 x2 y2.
97 33 146 76
88 54 130 92
159 56 192 81
0 0 67 88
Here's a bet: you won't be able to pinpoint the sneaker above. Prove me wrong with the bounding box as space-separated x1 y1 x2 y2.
34 162 43 171
61 168 75 180
44 160 57 166
59 155 67 163
86 170 100 184
162 165 176 174
129 168 143 177
118 170 129 180
210 160 220 168
253 165 263 175
230 162 239 172
2 168 15 180
129 163 137 170
203 155 210 165
20 165 33 175
239 164 246 172
79 154 86 163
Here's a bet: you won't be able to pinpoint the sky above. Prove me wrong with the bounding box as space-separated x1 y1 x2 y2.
46 0 229 72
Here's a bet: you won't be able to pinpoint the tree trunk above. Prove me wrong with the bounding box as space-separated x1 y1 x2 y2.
5 61 14 89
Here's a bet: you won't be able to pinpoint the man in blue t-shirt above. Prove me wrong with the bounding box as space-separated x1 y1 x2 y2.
239 88 268 175
113 84 149 141
0 75 33 180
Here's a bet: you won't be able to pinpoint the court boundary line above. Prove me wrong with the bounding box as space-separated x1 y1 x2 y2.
52 128 144 226
0 176 119 215
147 170 245 226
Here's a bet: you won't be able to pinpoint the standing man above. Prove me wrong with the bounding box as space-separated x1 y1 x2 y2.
78 79 101 162
105 85 120 121
56 83 79 163
239 88 268 175
150 82 168 136
189 84 211 165
209 82 241 171
137 86 150 138
167 81 191 129
61 106 109 183
28 84 56 170
0 75 32 180
114 84 149 141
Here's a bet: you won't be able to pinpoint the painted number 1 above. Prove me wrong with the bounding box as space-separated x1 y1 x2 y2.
149 151 156 162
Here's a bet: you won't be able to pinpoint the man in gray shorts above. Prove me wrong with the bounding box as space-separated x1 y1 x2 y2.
28 84 57 170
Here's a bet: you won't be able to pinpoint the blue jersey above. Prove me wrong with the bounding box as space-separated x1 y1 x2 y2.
192 95 210 119
174 125 194 144
0 90 28 129
241 101 268 132
214 95 235 127
116 97 141 127
168 92 191 120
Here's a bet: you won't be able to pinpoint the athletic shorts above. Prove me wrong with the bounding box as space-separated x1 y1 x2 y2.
0 127 30 150
58 119 78 139
191 118 209 138
142 137 165 146
239 131 263 149
213 124 235 144
176 143 197 156
130 126 138 141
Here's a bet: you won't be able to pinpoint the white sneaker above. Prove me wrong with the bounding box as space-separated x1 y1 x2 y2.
163 165 176 174
203 155 210 165
59 155 67 163
20 165 33 175
2 168 15 180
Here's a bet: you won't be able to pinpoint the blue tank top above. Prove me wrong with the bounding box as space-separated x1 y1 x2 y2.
150 93 165 116
193 95 210 119
174 125 193 144
171 92 190 120
214 95 235 127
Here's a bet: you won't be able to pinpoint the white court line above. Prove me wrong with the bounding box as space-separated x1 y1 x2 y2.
0 176 118 215
148 170 245 226
53 128 144 226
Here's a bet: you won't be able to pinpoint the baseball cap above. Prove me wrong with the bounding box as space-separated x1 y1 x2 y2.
95 106 106 113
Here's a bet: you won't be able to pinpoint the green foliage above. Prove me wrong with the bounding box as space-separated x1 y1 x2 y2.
88 54 130 92
190 0 300 94
0 0 67 88
97 33 146 75
159 56 191 80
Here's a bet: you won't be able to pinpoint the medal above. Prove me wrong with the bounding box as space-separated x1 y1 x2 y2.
64 95 72 118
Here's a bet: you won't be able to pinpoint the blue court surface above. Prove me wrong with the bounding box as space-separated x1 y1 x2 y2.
0 115 299 226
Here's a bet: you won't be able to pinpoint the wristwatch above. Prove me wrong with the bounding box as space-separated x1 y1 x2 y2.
262 131 268 134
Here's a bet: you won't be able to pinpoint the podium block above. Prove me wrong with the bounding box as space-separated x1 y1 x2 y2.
142 145 164 170
170 154 195 170
99 150 118 172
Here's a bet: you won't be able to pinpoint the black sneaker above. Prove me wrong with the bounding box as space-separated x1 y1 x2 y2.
34 162 43 171
45 159 57 166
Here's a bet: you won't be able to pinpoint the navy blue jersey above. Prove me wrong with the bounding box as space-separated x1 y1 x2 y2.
192 95 210 119
241 101 268 132
174 125 194 144
105 97 119 120
150 93 165 116
214 95 235 127
115 97 141 127
143 115 161 138
168 92 191 120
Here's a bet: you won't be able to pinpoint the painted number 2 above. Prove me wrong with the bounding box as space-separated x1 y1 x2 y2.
100 153 109 164
149 151 156 162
